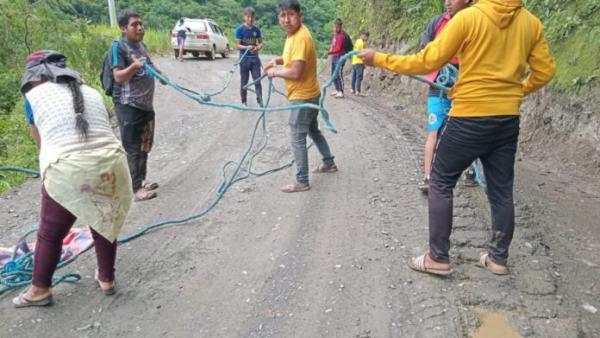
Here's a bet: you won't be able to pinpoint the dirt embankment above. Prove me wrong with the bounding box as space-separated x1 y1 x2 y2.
358 53 600 179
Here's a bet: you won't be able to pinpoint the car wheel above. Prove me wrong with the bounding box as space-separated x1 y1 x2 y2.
192 51 200 58
207 45 216 61
221 45 230 58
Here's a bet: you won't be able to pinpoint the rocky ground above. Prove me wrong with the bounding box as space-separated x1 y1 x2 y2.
0 55 598 337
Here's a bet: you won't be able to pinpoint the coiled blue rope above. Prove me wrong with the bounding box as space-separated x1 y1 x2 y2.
413 66 487 190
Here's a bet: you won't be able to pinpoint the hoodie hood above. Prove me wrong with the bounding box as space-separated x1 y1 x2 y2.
475 0 522 29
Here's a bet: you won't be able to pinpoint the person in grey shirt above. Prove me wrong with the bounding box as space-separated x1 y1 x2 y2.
112 10 161 202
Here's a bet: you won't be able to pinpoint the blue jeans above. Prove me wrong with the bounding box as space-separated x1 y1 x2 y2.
331 55 345 93
351 64 364 92
240 57 263 105
289 96 335 184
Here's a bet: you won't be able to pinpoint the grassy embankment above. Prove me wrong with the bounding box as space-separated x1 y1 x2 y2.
336 0 600 94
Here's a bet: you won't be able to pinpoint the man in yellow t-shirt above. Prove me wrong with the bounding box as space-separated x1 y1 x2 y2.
265 0 337 193
350 31 369 96
360 0 555 276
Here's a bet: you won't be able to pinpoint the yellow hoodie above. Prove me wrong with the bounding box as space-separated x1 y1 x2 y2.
373 0 556 117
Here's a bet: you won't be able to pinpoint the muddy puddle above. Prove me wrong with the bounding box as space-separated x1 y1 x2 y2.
471 309 522 338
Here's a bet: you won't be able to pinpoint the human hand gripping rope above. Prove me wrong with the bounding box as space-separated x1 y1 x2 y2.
0 51 358 295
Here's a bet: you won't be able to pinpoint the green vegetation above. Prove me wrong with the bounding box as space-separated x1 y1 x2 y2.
73 0 337 55
337 0 600 94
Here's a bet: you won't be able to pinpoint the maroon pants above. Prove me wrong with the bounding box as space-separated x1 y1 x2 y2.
32 187 118 288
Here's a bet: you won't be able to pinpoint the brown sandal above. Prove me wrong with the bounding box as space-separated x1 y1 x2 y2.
13 292 53 308
95 271 116 295
407 254 453 276
142 181 159 190
280 182 310 193
134 189 157 202
479 252 509 275
312 164 338 173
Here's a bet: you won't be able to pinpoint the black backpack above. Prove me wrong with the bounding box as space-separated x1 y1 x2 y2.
342 31 354 54
100 40 120 96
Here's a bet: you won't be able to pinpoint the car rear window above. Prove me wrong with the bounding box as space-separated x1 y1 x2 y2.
178 20 207 32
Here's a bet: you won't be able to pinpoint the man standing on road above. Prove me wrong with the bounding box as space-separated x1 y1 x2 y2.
112 10 161 202
265 0 338 193
360 0 555 275
236 7 264 107
326 18 348 99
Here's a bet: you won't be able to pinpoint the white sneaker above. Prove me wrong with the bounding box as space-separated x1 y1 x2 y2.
335 92 344 98
329 90 338 97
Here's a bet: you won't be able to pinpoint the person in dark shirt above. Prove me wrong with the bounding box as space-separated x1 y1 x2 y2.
235 7 264 107
326 18 347 98
417 0 477 193
112 10 162 202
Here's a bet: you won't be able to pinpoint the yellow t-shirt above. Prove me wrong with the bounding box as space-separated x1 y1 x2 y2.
373 0 556 117
352 38 365 65
283 24 320 100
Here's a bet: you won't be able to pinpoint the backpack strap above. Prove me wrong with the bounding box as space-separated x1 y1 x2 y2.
111 39 121 67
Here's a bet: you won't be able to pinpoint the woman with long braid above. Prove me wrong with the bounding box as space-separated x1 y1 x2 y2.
13 51 132 307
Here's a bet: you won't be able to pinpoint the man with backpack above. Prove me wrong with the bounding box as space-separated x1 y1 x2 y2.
106 10 161 202
325 18 352 99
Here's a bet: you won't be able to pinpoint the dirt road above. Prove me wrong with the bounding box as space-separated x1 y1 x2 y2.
1 55 598 337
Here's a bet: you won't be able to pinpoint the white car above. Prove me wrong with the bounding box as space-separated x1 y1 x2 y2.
171 18 230 60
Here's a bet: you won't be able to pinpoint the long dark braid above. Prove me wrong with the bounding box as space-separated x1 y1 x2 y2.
66 78 89 140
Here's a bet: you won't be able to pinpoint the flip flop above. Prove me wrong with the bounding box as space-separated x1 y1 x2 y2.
407 254 453 276
479 252 509 275
95 271 116 296
12 292 53 308
142 181 159 191
134 189 157 202
312 164 338 173
280 182 310 193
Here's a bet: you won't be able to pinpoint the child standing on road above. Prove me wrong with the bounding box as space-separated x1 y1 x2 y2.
265 0 337 193
175 18 191 61
350 31 369 96
235 7 264 107
418 0 476 193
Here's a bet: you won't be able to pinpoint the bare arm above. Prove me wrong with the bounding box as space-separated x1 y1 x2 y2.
255 37 264 51
29 125 40 148
113 55 146 83
266 60 305 81
236 39 250 51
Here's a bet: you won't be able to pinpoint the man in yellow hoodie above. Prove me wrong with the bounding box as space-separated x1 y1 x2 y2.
360 0 555 276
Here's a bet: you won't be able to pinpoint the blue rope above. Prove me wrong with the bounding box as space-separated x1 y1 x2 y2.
0 51 357 295
415 66 487 190
0 166 39 176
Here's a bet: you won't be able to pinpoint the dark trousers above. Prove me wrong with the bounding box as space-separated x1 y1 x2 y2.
331 55 345 93
429 116 520 265
240 57 263 105
116 104 153 192
351 64 364 92
32 187 117 288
